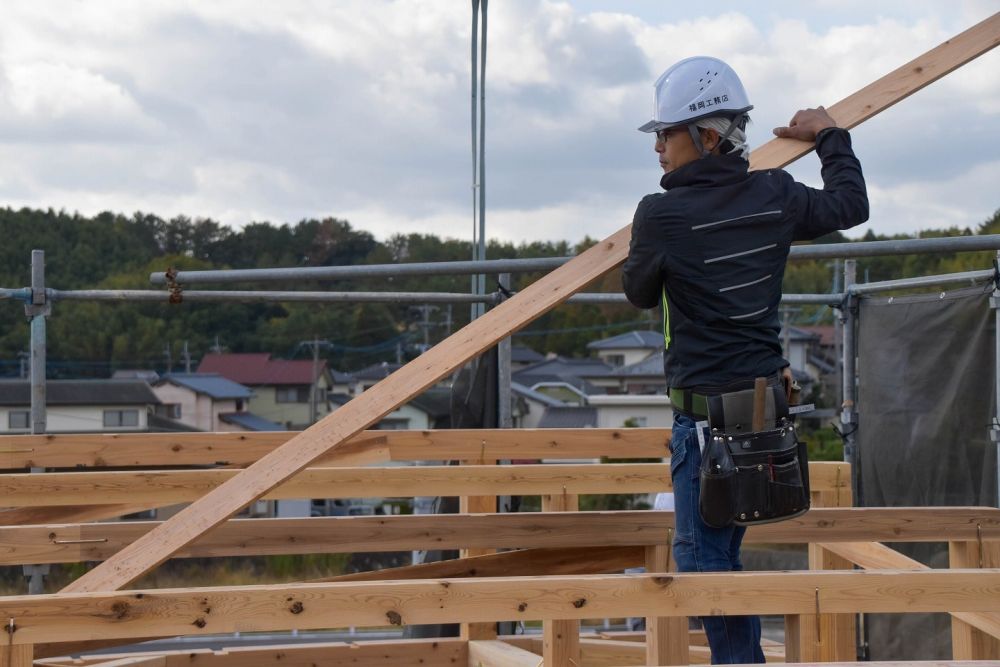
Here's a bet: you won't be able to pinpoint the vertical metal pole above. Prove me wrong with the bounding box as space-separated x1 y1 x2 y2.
29 250 47 435
476 0 488 319
25 249 50 594
469 0 481 322
841 259 859 503
497 273 512 430
993 251 1000 508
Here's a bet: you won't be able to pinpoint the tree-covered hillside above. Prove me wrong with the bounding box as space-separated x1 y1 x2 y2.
1 206 997 377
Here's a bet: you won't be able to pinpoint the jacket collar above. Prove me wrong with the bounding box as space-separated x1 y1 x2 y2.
660 155 749 191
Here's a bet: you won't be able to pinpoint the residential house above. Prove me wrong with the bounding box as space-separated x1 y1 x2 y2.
510 345 545 371
349 361 403 395
586 393 673 428
0 380 159 433
331 386 452 430
511 382 567 429
605 351 667 395
586 330 662 367
512 357 615 403
198 353 334 429
152 373 283 432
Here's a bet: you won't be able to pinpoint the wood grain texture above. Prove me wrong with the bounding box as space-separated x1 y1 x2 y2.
36 639 468 667
8 570 1000 644
467 639 540 666
950 540 1000 659
541 493 580 667
57 13 1000 594
5 507 1000 567
0 512 666 567
644 544 687 666
1 463 670 508
0 428 670 469
318 546 644 583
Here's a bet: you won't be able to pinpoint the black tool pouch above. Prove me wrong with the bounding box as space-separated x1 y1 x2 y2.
698 384 810 528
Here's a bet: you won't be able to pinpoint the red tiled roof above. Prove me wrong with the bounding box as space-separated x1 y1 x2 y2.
198 353 327 385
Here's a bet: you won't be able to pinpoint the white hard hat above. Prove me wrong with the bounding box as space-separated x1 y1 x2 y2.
638 56 752 133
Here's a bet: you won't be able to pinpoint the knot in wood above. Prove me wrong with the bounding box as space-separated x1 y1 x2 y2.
517 602 528 612
652 575 674 587
572 598 587 609
192 617 207 628
111 601 130 620
289 601 304 614
386 610 403 626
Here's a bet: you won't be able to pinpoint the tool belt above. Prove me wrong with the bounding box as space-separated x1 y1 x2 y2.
697 380 810 528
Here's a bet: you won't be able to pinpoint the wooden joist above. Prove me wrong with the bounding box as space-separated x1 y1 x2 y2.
0 428 669 469
35 639 468 667
0 463 670 509
4 507 1000 567
9 570 1000 644
0 461 851 512
60 12 1000 594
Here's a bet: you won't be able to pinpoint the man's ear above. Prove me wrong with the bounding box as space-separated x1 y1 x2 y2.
701 127 721 152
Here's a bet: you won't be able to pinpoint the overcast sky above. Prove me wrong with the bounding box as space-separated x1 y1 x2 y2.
0 1 997 247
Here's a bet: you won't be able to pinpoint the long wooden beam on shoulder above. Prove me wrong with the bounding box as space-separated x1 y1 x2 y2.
61 13 1000 594
0 428 669 469
5 507 999 567
0 463 669 508
8 570 1000 644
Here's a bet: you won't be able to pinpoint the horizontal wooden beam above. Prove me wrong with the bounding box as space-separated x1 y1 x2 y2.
0 512 666 566
0 463 669 508
36 638 468 667
0 428 670 469
468 640 540 666
319 545 644 583
8 570 1000 644
0 504 156 527
0 461 853 511
4 507 999 566
503 634 785 665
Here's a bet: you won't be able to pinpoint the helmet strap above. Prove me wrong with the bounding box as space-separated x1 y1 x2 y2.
690 114 744 159
687 124 710 157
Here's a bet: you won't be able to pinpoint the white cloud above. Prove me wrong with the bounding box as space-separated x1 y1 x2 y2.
0 0 995 250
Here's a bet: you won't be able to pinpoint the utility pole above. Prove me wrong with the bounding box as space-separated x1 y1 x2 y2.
164 343 173 375
182 341 192 373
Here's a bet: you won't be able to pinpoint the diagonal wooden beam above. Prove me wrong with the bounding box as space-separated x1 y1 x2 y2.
61 12 1000 594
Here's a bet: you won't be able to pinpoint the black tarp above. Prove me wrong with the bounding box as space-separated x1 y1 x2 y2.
858 286 997 659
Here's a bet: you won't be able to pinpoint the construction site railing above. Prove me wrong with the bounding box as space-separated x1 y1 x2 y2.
2 427 999 664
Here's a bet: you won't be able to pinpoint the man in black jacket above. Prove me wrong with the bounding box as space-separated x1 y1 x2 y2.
623 56 868 663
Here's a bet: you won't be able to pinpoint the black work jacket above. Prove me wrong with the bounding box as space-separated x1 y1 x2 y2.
622 128 868 392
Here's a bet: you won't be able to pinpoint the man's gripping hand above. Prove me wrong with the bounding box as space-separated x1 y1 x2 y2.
772 106 837 142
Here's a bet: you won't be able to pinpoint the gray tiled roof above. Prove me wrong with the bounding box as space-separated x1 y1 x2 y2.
0 380 159 406
219 412 286 431
510 382 566 408
586 330 662 351
538 406 598 428
606 352 664 378
159 373 253 400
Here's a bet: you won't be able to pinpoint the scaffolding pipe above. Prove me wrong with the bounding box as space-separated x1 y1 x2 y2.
849 268 994 295
45 289 501 305
841 259 859 505
29 250 47 436
148 234 1000 286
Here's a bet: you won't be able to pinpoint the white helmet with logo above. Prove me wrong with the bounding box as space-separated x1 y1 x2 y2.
638 56 752 134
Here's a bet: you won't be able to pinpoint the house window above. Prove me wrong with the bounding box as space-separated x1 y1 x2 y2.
276 386 310 403
605 354 625 367
104 409 139 428
155 404 182 419
8 411 29 430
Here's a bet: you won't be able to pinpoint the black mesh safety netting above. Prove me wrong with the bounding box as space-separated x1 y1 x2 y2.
858 285 997 660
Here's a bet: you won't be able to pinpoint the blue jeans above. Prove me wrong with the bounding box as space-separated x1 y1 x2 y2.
670 413 765 664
